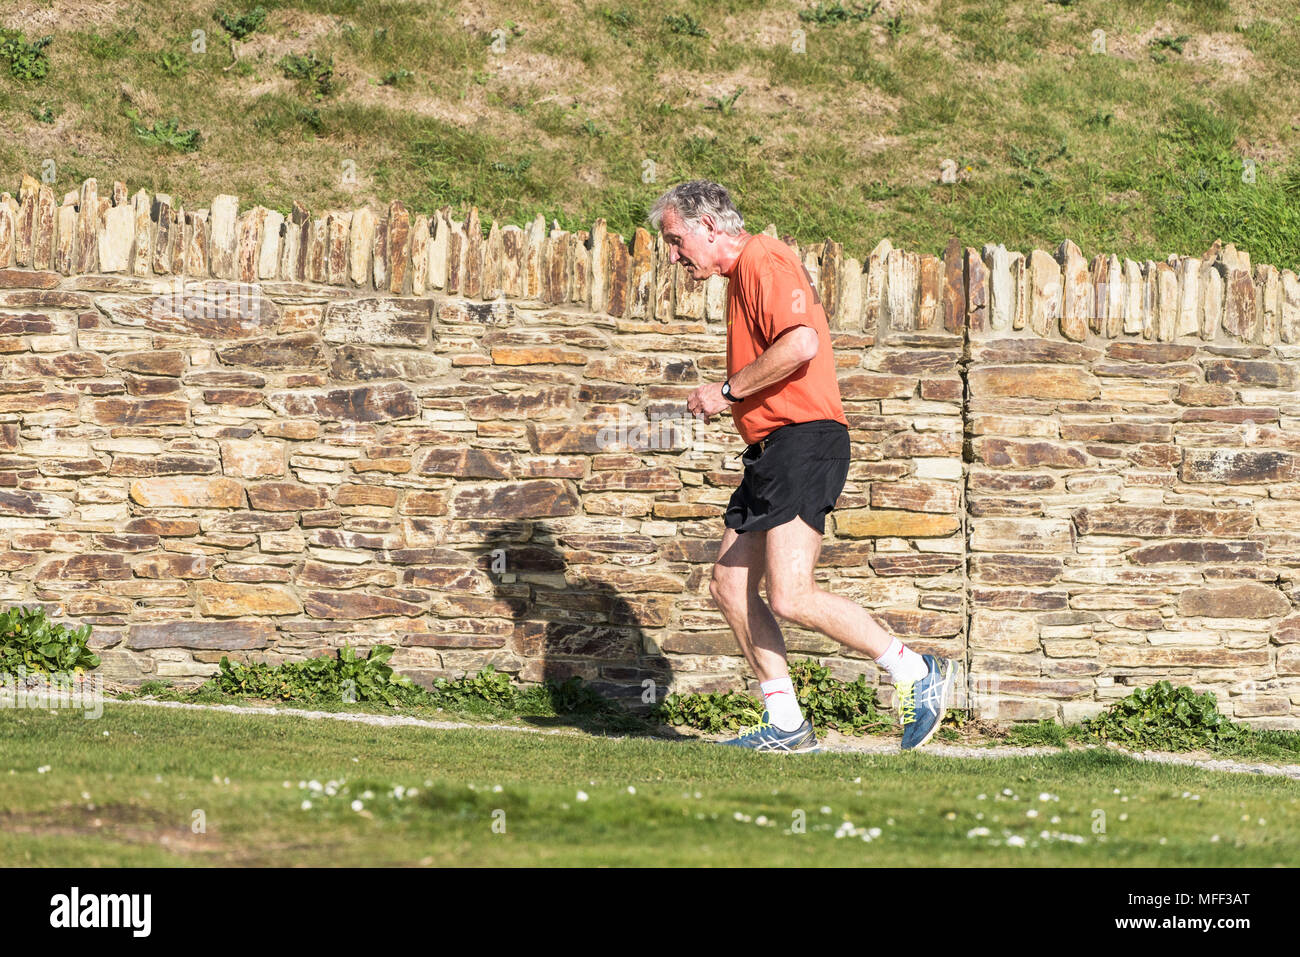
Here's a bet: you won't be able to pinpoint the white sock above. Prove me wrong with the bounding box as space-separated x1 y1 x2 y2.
760 676 804 732
874 637 928 685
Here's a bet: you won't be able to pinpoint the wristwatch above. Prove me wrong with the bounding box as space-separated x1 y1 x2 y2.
721 378 741 402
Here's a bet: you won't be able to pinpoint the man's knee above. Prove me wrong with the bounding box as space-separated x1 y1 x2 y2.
767 581 815 622
709 572 743 611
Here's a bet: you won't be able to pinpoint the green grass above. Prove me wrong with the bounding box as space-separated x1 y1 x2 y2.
110 675 1300 766
1 703 1297 866
3 2 1300 264
1002 718 1300 763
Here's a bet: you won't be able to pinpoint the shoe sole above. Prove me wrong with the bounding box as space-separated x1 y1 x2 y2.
903 659 955 752
713 737 822 754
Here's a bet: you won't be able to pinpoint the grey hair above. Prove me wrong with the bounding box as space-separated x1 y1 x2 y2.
647 180 744 235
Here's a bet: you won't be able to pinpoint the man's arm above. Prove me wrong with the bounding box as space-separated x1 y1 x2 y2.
726 325 818 400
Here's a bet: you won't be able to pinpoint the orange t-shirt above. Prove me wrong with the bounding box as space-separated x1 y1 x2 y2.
724 233 848 445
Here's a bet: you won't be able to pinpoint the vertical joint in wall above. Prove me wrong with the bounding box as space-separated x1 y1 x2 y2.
959 246 975 719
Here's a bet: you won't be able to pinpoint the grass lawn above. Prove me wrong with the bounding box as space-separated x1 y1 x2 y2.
2 701 1296 866
4 2 1300 264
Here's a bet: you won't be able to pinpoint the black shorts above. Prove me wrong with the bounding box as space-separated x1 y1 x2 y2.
724 419 851 535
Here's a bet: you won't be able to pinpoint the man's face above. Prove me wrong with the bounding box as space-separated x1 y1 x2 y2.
661 206 715 279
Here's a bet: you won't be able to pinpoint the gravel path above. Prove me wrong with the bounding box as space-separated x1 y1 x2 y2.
60 696 1299 781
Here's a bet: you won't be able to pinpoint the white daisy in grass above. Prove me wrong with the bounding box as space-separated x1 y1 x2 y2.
576 790 588 802
352 799 364 812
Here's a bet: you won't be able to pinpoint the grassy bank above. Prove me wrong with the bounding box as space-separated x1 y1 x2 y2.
2 1 1298 264
2 701 1297 866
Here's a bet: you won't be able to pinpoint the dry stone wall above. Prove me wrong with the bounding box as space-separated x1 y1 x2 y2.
0 172 1296 727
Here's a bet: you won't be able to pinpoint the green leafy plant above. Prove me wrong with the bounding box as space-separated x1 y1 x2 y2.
379 67 413 86
124 106 202 151
665 13 709 37
706 86 745 115
156 50 189 76
210 643 414 705
1149 33 1191 57
297 105 323 133
653 689 764 733
278 51 336 100
0 605 99 677
884 10 908 38
425 663 517 707
215 5 269 40
490 156 532 179
788 658 892 734
87 26 139 59
0 28 53 82
1080 680 1245 751
1009 140 1067 189
599 6 636 35
653 658 893 736
30 104 55 123
1085 109 1114 129
799 2 879 25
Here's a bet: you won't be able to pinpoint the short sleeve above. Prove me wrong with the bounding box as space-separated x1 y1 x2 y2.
756 259 816 345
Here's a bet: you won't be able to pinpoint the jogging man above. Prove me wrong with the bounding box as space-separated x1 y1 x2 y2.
647 180 954 752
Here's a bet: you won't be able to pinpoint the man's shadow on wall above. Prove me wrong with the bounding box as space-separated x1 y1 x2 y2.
469 522 695 741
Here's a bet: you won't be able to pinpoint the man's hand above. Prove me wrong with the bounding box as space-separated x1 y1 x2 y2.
686 381 729 423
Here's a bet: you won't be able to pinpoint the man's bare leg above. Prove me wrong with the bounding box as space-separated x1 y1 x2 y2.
708 526 792 684
762 514 896 660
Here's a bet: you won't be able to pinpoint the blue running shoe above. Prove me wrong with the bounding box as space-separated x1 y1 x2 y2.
716 710 821 753
897 654 954 751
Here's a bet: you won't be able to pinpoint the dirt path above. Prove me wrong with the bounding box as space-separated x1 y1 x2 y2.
84 696 1300 781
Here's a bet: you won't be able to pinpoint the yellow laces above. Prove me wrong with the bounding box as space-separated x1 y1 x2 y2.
737 718 772 738
897 682 916 726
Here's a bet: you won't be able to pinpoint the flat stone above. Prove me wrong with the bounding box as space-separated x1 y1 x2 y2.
833 509 960 538
1128 540 1264 564
219 439 286 478
1181 448 1300 484
449 480 580 518
1177 583 1291 619
969 553 1063 584
130 476 244 508
88 397 188 426
196 581 302 617
1073 504 1254 537
34 553 131 581
968 365 1100 400
323 297 432 346
246 483 330 511
975 438 1090 469
302 590 424 619
95 282 281 338
215 333 327 370
267 382 420 423
127 619 275 650
971 518 1074 553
